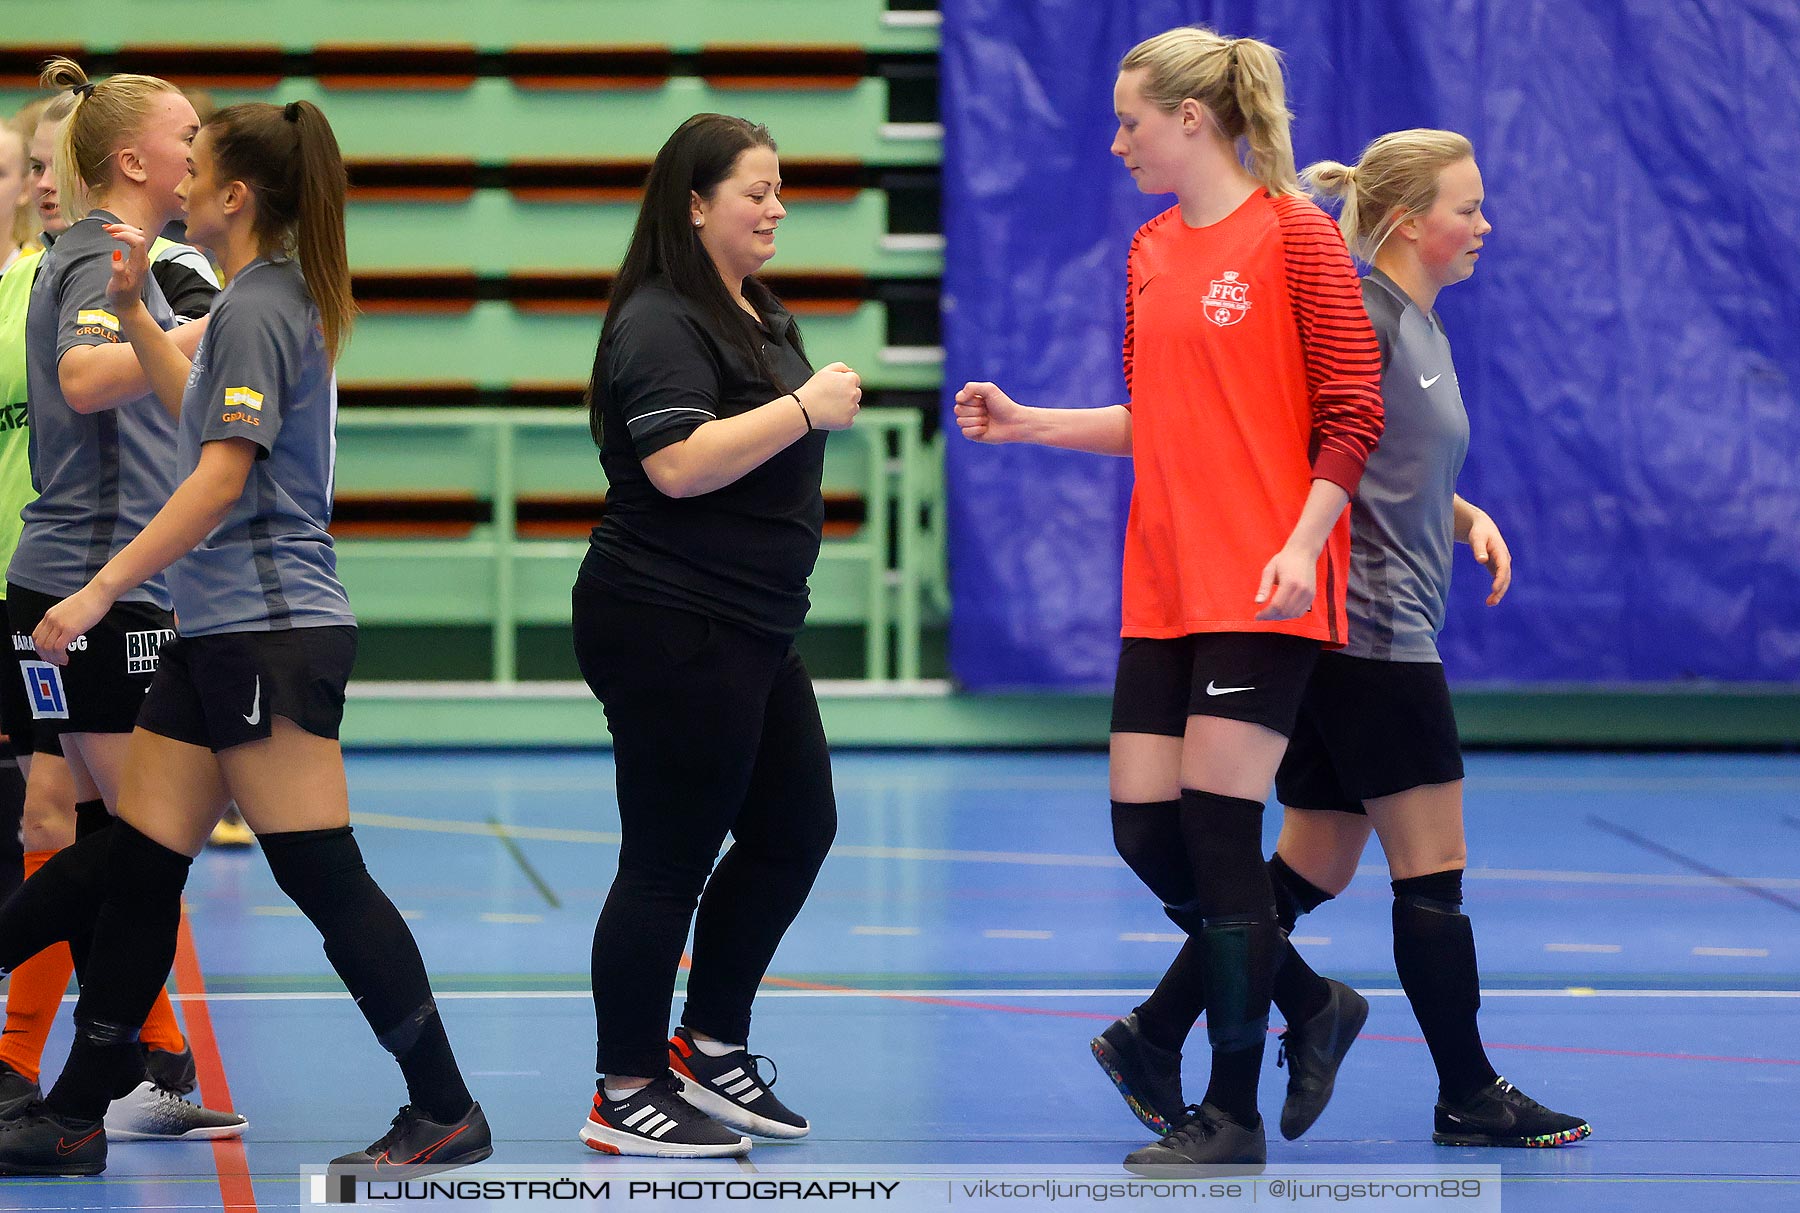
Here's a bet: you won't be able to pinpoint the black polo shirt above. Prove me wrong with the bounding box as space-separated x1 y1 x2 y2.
580 277 825 637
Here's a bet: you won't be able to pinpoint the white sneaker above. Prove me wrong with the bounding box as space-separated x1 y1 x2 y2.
105 1081 248 1141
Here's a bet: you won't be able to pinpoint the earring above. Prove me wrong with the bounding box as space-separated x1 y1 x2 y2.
693 218 703 228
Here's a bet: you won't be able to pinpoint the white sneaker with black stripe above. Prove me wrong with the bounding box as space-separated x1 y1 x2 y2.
578 1073 748 1158
668 1027 809 1139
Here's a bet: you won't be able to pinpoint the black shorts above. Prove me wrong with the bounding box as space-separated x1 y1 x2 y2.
1110 632 1322 738
6 582 175 745
1274 652 1465 814
138 626 357 752
0 596 61 758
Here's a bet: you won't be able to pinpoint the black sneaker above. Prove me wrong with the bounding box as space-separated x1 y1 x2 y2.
0 1060 41 1122
0 1106 106 1176
1433 1077 1591 1148
1123 1102 1265 1174
580 1073 749 1157
331 1102 493 1176
1090 1013 1185 1135
144 1043 198 1096
1275 978 1369 1140
668 1027 808 1139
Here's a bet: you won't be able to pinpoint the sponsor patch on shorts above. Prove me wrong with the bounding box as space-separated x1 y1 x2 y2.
126 628 175 675
21 661 69 720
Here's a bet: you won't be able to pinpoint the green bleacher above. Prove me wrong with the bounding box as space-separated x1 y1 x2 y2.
1 2 948 687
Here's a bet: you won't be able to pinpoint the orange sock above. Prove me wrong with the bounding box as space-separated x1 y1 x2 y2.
0 852 75 1085
139 984 186 1056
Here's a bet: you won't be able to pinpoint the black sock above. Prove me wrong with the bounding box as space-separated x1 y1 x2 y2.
1134 935 1205 1053
261 827 472 1122
1197 914 1279 1126
44 822 191 1118
0 825 108 975
1268 853 1334 1024
1114 797 1205 1052
1179 790 1277 1127
1392 869 1498 1104
44 1019 143 1122
67 800 114 980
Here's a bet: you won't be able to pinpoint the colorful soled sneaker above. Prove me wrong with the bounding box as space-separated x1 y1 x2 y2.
1090 1012 1185 1135
0 1106 106 1176
580 1072 749 1157
105 1080 247 1141
331 1102 493 1176
668 1027 808 1139
1123 1102 1266 1173
1433 1077 1590 1147
1275 977 1369 1140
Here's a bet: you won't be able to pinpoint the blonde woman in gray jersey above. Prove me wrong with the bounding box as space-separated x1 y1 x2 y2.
1263 132 1588 1148
0 99 489 1178
1096 130 1592 1152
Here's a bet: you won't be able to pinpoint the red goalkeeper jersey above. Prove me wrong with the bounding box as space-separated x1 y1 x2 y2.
1120 190 1383 644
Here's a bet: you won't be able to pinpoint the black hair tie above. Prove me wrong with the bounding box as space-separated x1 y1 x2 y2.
283 101 302 123
71 81 96 98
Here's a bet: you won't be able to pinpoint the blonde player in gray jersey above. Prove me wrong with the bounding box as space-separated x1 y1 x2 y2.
0 98 489 1178
1096 129 1589 1152
1258 132 1586 1148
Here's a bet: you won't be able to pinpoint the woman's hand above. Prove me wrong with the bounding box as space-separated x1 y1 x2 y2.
953 381 1031 444
797 362 861 431
1467 511 1512 605
1253 546 1317 621
32 584 118 667
100 222 152 312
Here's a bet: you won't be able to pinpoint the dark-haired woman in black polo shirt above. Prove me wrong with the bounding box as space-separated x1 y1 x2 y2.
571 114 862 1159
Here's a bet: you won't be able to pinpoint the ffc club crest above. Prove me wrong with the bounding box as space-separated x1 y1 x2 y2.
1205 271 1252 326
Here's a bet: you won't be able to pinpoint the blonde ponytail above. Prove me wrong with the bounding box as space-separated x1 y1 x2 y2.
1303 129 1474 262
1119 26 1302 197
38 56 181 224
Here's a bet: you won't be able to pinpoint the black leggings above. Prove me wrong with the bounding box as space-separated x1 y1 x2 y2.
573 582 837 1079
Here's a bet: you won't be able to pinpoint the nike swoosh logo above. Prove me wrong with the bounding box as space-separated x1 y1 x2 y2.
56 1129 102 1155
376 1124 467 1170
1205 681 1254 696
1420 373 1442 389
243 676 261 726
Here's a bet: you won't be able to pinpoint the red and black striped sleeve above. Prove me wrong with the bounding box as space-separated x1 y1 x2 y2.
1122 227 1144 401
1271 195 1384 494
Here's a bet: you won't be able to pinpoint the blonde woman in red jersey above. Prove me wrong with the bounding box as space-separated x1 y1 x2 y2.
956 26 1382 1168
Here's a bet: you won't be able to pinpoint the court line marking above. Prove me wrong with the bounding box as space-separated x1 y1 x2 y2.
174 913 257 1213
1588 815 1800 914
487 814 562 909
1693 946 1771 958
983 929 1054 940
161 987 1800 1002
346 808 1800 891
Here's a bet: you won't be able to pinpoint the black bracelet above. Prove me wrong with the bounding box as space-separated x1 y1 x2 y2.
790 392 813 431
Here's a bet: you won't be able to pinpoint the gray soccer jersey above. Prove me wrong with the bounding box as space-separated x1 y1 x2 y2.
9 210 180 607
167 256 353 636
1342 270 1471 662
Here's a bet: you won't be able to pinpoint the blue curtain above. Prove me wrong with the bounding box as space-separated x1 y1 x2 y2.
941 0 1800 687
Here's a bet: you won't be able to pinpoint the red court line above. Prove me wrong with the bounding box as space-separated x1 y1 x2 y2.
760 975 1800 1066
174 911 258 1213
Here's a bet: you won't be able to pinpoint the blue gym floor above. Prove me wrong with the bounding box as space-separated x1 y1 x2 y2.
3 750 1797 1210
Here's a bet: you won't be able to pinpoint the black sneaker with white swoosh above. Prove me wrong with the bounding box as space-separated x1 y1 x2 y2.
1433 1077 1590 1147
